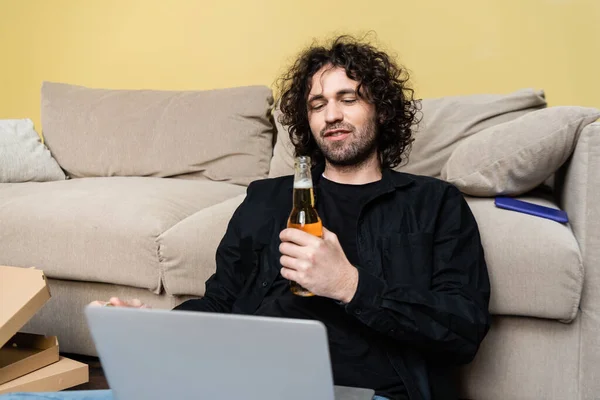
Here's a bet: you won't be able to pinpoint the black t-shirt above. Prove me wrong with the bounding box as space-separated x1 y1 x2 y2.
254 176 408 400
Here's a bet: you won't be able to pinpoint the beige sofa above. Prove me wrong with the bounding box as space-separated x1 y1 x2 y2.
1 82 599 400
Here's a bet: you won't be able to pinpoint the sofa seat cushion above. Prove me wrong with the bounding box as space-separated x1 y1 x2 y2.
153 189 584 320
465 195 583 322
0 177 245 292
157 194 246 296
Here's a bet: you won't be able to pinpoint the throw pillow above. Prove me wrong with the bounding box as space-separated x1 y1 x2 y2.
441 106 600 196
396 88 547 177
0 119 66 183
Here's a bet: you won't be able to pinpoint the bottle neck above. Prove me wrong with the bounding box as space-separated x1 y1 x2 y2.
292 159 314 209
292 186 315 209
294 162 312 183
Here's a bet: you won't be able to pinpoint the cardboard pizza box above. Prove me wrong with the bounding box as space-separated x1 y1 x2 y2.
0 266 88 392
0 357 88 394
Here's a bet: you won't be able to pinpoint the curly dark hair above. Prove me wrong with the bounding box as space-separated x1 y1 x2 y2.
277 35 421 169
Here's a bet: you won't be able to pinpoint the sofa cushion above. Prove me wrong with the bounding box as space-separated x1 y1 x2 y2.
0 119 66 183
155 187 583 319
268 107 296 178
398 89 547 177
459 315 579 400
0 177 245 292
158 194 246 296
465 195 583 322
442 106 600 196
41 82 275 186
268 88 547 178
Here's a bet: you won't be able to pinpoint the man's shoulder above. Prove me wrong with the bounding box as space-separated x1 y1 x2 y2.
389 169 457 193
388 170 463 211
247 175 294 195
242 175 294 209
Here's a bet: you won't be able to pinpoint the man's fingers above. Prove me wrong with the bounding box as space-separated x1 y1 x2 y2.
280 255 299 271
280 267 298 282
90 298 147 308
130 299 143 307
279 241 306 259
108 297 144 308
109 297 126 306
280 228 320 246
322 226 337 241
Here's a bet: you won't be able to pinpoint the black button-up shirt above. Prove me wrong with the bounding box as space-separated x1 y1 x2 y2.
254 176 409 399
175 164 491 400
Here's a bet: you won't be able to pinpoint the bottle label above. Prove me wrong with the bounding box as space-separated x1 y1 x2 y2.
298 210 305 226
288 221 323 237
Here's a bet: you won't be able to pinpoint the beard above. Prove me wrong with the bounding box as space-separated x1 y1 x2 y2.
314 117 378 167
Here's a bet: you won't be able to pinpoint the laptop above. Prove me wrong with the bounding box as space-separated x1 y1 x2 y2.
85 306 375 400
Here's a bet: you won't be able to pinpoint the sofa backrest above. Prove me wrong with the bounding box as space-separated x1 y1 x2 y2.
41 82 275 186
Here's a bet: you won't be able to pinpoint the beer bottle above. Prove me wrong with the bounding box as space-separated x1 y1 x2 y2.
287 156 323 296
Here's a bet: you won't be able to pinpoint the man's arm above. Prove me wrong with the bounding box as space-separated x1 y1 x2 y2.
174 188 253 313
344 185 491 365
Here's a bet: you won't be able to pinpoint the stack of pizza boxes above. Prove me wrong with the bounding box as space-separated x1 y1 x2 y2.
0 266 89 394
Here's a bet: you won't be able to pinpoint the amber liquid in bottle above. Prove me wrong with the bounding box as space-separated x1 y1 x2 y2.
287 156 322 296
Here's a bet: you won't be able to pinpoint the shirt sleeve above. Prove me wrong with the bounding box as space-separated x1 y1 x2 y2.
344 184 491 365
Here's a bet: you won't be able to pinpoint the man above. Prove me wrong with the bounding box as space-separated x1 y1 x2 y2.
99 36 491 400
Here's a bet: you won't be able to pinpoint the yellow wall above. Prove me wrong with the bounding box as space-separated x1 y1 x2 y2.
1 0 598 132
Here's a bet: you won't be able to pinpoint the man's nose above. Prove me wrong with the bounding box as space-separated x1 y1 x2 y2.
325 103 343 124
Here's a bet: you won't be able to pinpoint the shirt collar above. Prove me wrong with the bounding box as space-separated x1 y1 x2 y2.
312 162 414 190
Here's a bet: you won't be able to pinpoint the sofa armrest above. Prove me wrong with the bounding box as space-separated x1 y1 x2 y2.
557 122 600 400
560 122 600 267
